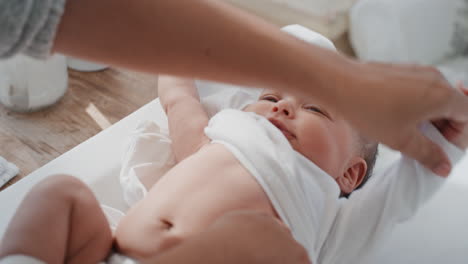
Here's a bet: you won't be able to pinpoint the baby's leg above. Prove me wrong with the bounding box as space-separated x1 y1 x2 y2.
0 175 112 264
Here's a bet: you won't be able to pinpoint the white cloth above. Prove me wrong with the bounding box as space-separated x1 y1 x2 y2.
0 255 44 264
0 156 18 188
104 253 138 264
0 251 137 264
281 24 337 51
101 204 125 233
119 121 175 207
204 109 465 264
198 81 260 117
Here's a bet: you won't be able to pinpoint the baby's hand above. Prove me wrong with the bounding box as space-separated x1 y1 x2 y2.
432 82 468 150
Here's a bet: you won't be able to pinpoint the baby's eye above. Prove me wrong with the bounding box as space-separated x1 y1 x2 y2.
261 95 279 103
303 104 324 114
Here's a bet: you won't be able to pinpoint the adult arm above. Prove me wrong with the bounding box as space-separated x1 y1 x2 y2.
5 0 468 174
320 123 465 264
50 0 468 175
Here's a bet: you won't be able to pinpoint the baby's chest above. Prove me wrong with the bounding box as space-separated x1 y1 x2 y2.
154 143 275 224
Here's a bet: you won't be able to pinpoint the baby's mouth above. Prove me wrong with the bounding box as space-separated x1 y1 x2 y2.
268 118 296 140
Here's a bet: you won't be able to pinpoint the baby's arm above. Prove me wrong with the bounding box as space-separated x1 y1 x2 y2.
158 76 210 162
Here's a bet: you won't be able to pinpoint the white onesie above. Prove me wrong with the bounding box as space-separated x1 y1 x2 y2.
204 109 465 264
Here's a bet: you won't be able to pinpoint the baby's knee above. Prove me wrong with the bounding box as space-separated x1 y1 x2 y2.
33 174 92 202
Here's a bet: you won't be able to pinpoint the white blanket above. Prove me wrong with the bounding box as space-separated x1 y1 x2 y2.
120 108 465 264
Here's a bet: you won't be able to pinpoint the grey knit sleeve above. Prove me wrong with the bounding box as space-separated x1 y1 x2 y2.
0 0 66 59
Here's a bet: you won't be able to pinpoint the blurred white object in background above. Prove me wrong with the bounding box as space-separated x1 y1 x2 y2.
438 56 468 85
0 54 68 112
226 0 359 39
267 0 358 16
349 2 468 263
350 0 468 64
67 57 108 72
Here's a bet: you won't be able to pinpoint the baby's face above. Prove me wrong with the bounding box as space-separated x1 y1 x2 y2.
244 89 360 180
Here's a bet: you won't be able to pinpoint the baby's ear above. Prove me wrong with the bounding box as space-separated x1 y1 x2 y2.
337 157 367 195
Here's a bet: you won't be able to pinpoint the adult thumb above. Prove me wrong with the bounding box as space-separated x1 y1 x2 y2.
399 130 452 177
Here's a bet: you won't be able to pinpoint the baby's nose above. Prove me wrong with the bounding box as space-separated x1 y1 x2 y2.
272 101 294 117
273 106 290 116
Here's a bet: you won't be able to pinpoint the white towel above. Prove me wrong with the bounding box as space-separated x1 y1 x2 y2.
0 156 18 188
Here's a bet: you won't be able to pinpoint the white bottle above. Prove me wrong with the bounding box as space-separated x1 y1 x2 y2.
0 54 68 112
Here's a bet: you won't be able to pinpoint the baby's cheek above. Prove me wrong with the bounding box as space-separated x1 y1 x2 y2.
299 135 338 174
243 102 267 115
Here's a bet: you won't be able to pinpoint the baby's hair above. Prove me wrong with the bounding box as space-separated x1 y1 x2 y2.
341 136 378 198
355 135 379 191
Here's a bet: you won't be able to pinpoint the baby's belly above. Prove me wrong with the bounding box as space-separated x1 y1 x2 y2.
114 143 275 261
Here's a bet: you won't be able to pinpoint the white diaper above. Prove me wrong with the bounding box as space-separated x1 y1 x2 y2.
0 253 138 264
102 253 139 264
0 255 45 264
100 204 125 232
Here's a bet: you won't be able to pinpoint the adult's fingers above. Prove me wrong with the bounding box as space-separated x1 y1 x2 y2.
398 129 452 177
458 82 468 95
443 85 468 122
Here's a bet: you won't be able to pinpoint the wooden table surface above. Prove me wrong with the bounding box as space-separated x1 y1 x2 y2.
0 68 158 191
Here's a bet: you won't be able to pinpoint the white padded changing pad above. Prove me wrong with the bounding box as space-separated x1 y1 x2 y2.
0 99 166 226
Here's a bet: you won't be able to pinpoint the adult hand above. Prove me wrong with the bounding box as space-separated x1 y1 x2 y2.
432 82 468 150
337 62 468 176
148 211 310 264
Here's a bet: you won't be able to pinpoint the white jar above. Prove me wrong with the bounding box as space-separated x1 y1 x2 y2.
67 57 108 72
0 54 68 112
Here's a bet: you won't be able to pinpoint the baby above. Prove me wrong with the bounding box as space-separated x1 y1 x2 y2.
113 77 466 264
113 76 380 260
